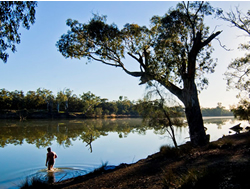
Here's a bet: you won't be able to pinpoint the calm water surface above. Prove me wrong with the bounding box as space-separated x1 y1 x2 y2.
0 117 248 188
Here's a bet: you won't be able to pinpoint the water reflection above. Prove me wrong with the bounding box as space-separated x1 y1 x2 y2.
0 117 247 151
203 116 237 129
1 117 249 189
27 167 87 185
47 171 55 184
0 119 150 150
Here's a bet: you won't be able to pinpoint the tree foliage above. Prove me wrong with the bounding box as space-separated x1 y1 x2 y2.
201 102 233 116
0 1 37 63
0 88 140 117
220 7 250 96
220 7 250 120
230 99 250 120
0 88 232 119
56 2 219 91
0 119 150 149
57 1 222 146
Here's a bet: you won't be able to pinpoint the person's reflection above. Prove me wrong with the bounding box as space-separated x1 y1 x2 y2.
47 171 55 184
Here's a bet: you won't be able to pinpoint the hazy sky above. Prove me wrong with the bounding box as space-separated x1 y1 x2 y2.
0 1 249 109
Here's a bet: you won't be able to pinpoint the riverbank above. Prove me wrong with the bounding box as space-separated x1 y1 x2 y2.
47 131 250 189
0 110 139 120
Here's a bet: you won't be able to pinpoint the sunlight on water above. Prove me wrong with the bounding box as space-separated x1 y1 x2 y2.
0 165 96 189
0 117 249 189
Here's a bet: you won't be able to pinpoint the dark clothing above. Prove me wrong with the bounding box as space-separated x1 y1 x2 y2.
48 160 54 166
46 151 57 170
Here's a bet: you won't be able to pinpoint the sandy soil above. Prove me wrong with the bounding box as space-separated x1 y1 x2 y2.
52 132 250 189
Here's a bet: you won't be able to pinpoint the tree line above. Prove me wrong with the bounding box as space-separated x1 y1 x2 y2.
0 88 232 118
0 88 138 117
201 103 233 116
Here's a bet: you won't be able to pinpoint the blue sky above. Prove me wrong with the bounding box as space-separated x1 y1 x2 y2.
0 1 249 108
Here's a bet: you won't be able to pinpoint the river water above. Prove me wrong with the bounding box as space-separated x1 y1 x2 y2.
0 117 248 189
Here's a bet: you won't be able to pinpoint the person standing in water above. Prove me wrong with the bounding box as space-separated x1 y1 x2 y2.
45 147 57 170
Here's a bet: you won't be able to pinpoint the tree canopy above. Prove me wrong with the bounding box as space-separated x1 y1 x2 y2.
57 2 219 91
0 1 37 63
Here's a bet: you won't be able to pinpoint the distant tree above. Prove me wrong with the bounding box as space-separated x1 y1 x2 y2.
56 91 67 112
36 88 54 112
68 94 83 112
9 90 25 110
98 99 118 115
64 88 73 112
25 90 39 110
201 102 233 116
57 2 222 146
0 88 11 110
81 91 101 115
0 1 37 63
116 96 132 115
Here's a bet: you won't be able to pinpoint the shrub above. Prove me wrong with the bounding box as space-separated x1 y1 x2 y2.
160 145 180 157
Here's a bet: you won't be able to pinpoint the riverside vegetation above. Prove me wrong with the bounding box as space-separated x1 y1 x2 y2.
0 88 232 120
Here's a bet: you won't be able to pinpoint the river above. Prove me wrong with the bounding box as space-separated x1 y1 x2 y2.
0 117 248 189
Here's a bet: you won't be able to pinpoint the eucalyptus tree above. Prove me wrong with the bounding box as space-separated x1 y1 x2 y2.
56 91 68 112
81 91 101 115
25 90 39 110
0 1 37 63
0 88 11 110
9 90 25 110
220 7 250 119
64 88 73 111
56 2 222 146
36 88 54 112
220 8 250 96
116 96 133 115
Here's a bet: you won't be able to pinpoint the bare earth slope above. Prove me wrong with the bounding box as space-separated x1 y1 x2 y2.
53 132 250 189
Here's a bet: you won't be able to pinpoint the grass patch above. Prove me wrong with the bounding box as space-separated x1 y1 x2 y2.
163 161 250 189
206 141 220 150
160 145 180 157
163 166 224 189
87 161 109 176
218 138 234 149
19 176 50 189
183 167 223 189
160 143 193 158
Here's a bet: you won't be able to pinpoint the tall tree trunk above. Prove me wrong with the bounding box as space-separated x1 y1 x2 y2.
184 97 208 146
182 82 209 146
158 78 208 146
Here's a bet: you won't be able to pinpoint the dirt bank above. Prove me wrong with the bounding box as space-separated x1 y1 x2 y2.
49 131 250 189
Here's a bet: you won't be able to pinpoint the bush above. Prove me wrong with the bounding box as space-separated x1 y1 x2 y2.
160 145 180 157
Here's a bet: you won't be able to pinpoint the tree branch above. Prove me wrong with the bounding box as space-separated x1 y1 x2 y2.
201 31 222 48
127 52 146 71
89 54 143 78
183 1 195 38
89 54 121 67
157 77 183 102
214 37 232 51
194 1 204 18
